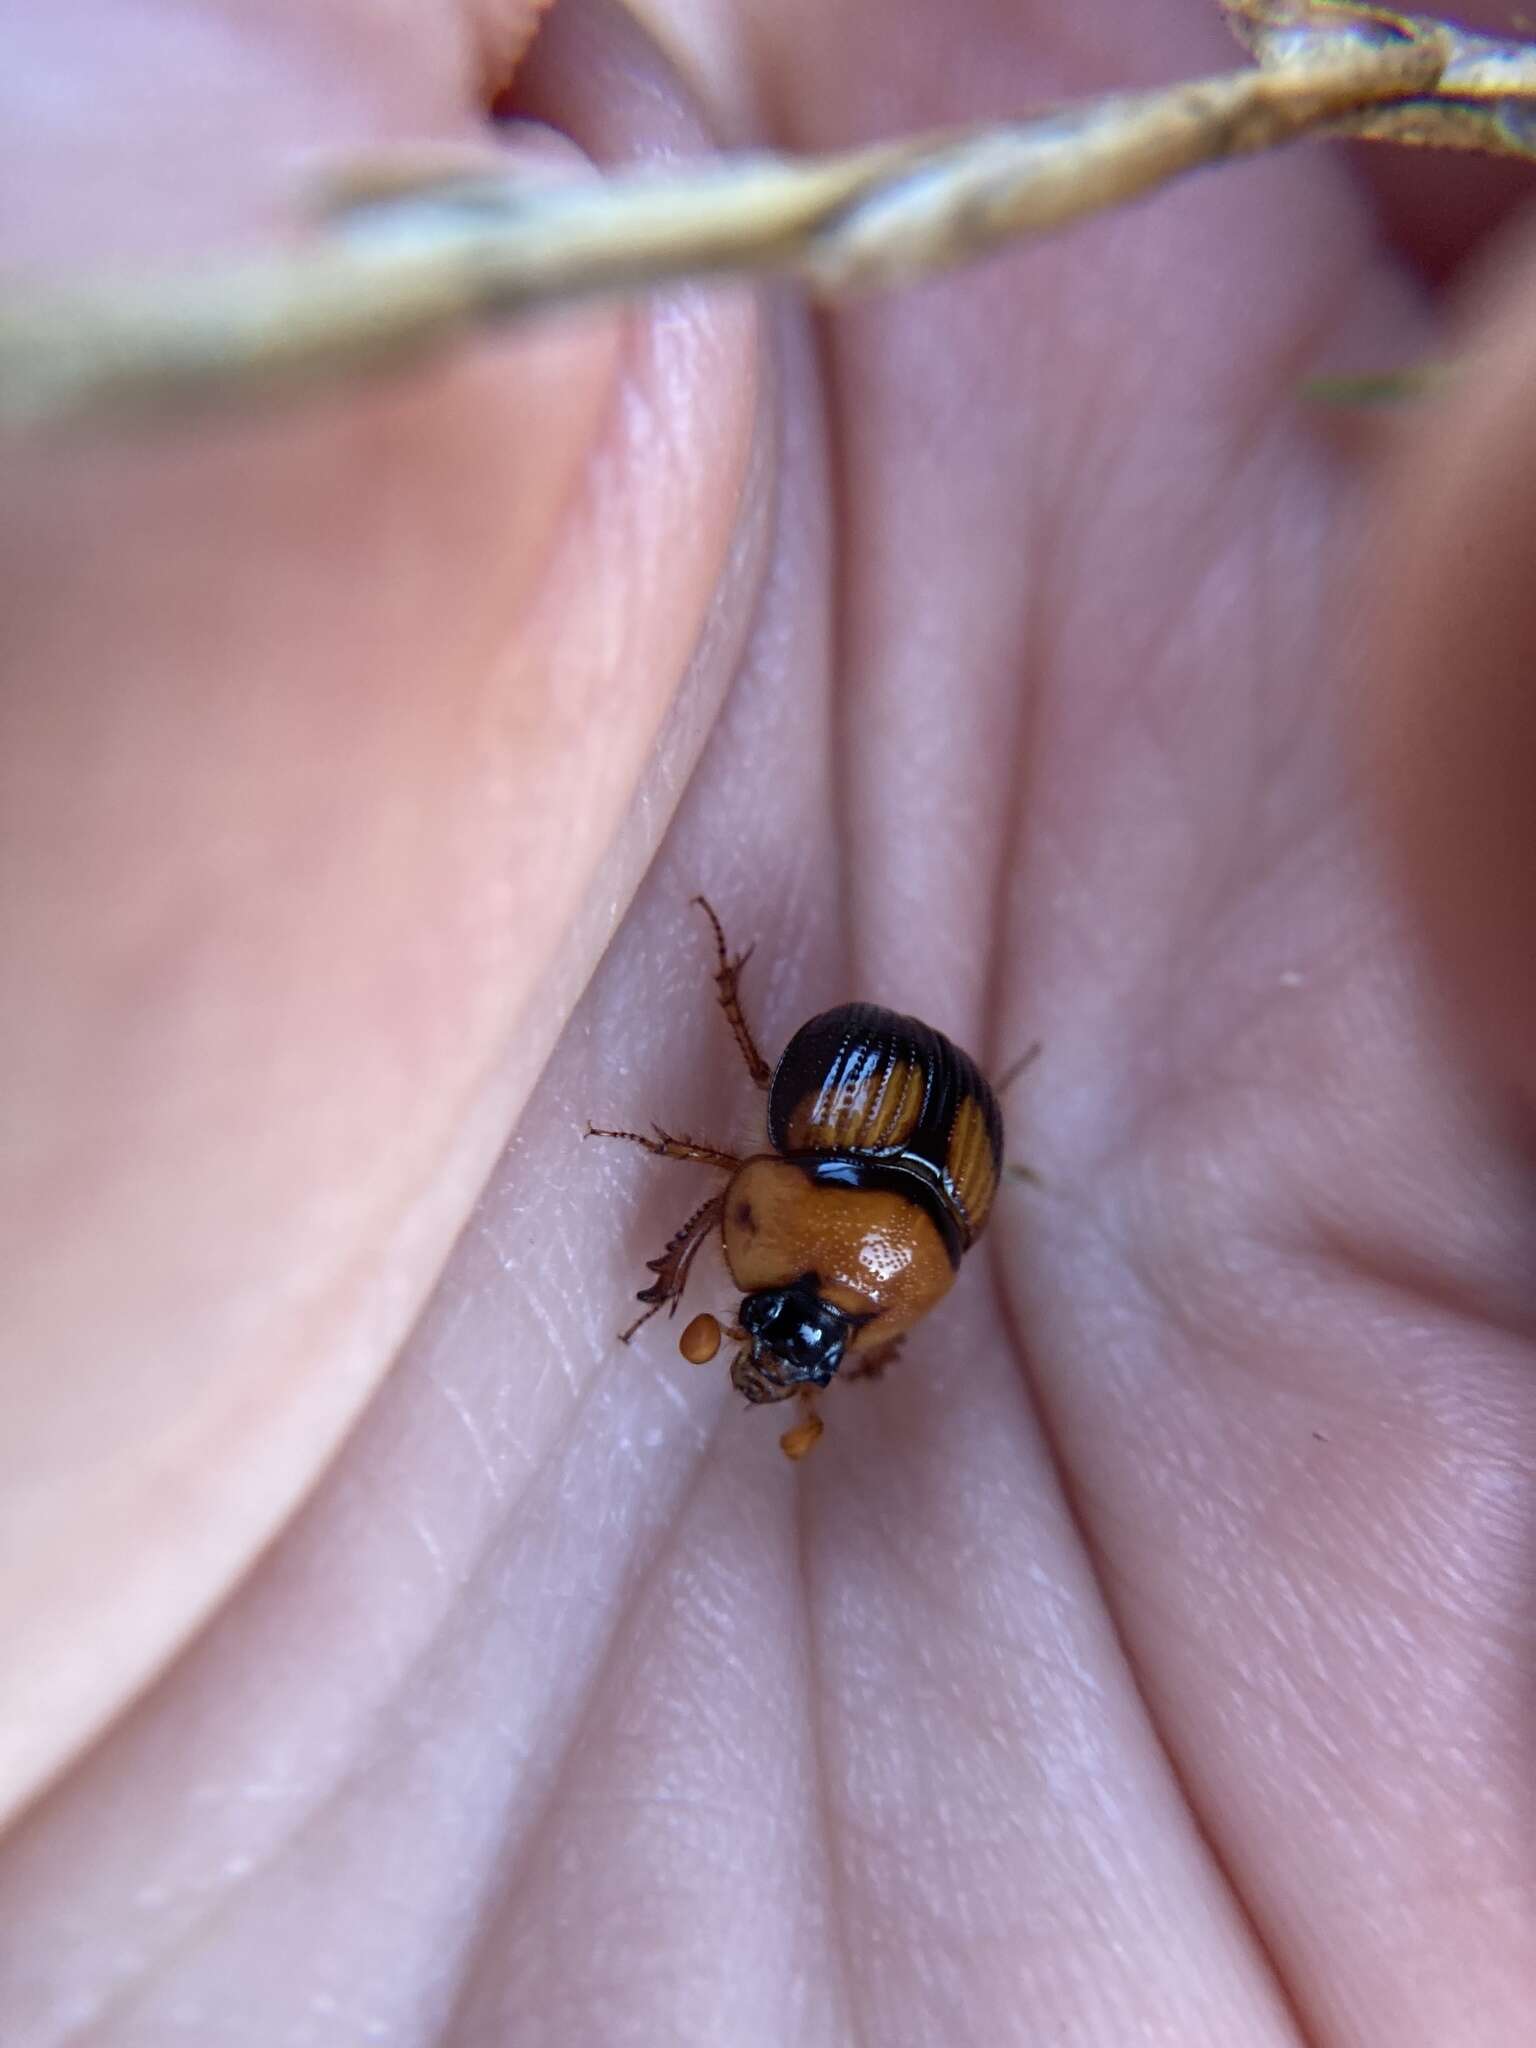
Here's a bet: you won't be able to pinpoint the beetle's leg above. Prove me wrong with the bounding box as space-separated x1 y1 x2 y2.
618 1191 727 1345
693 894 772 1090
585 1122 742 1173
779 1392 824 1461
843 1336 906 1383
994 1039 1042 1095
994 1041 1043 1186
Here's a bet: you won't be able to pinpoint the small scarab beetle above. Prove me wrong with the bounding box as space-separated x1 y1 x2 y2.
588 898 1013 1459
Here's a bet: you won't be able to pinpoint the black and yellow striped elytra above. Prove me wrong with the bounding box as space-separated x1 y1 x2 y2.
768 1002 1004 1260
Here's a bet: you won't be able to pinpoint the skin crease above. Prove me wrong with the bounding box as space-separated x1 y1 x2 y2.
1 0 1536 2041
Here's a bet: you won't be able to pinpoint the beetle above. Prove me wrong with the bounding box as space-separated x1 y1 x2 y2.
587 898 1009 1459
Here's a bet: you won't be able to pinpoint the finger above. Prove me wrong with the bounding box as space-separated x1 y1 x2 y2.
0 0 761 1821
1365 215 1536 1114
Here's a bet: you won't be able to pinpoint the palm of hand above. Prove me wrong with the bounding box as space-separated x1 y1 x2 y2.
3 2 1533 2042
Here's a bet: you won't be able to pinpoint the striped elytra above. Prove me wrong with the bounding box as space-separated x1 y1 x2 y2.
768 1002 1004 1249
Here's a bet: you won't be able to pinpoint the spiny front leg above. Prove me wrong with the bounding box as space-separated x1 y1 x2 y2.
584 1122 742 1173
692 895 772 1090
619 1191 727 1345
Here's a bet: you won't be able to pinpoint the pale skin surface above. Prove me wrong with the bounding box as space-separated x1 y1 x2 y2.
3 0 1536 2041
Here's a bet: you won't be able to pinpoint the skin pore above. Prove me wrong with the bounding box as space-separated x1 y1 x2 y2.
3 1 1536 2043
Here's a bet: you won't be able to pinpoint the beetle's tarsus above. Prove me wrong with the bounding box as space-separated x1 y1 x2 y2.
587 1122 741 1172
693 895 773 1089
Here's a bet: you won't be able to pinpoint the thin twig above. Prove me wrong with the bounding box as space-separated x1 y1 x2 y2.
0 6 1519 432
1222 0 1536 153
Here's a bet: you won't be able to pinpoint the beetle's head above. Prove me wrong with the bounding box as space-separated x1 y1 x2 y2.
736 1276 850 1392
